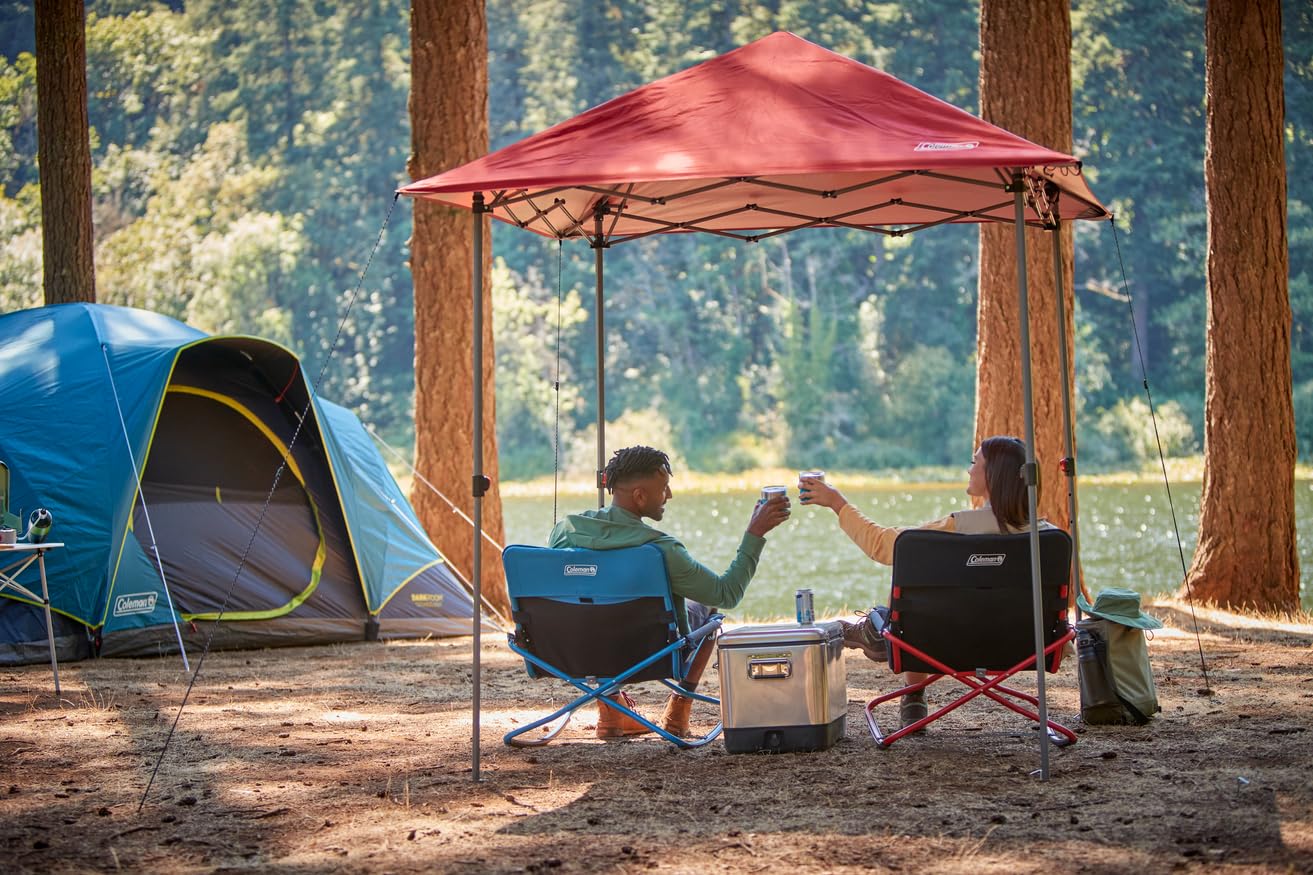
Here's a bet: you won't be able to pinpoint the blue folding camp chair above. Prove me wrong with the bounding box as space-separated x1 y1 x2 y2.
502 543 724 748
864 528 1078 748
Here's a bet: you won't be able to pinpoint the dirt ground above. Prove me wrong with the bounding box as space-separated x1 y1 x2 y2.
2 600 1311 874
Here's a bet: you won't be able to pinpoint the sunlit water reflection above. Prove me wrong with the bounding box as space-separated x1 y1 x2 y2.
502 481 1313 619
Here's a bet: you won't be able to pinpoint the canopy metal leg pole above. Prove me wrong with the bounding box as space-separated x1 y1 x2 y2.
1051 221 1085 608
1012 176 1051 780
593 208 607 508
471 191 488 782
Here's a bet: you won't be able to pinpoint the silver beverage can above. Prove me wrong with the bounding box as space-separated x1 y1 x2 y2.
795 588 815 624
761 485 787 503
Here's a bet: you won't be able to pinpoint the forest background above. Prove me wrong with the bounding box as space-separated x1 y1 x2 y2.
2 0 1310 480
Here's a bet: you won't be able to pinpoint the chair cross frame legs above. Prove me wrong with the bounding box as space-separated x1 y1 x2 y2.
865 629 1078 748
505 616 724 749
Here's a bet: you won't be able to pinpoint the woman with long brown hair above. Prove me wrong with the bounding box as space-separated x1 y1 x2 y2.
800 435 1047 727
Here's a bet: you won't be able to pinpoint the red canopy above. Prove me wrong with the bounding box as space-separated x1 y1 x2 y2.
400 31 1108 243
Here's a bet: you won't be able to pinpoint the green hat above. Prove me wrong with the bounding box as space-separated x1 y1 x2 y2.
1077 587 1163 630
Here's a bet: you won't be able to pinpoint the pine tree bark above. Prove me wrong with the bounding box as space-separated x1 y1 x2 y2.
35 0 96 304
408 0 509 621
976 0 1075 530
1186 0 1297 611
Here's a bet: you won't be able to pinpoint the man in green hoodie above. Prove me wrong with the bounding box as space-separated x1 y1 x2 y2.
549 445 791 738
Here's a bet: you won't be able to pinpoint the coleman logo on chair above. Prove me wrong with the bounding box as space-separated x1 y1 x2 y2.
563 564 598 576
113 592 158 616
966 553 1006 567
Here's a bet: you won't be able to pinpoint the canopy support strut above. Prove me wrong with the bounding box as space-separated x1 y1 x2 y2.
593 206 607 507
1050 219 1087 609
471 191 488 782
1012 175 1052 781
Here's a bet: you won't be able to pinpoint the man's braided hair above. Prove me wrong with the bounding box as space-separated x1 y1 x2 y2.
603 445 671 493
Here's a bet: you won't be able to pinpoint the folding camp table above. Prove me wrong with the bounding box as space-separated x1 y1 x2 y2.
0 542 65 694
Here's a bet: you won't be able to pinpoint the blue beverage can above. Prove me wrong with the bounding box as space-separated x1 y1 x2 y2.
795 588 815 625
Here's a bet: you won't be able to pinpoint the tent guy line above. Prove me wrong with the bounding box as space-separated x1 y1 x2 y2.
1107 218 1211 693
362 423 511 628
137 197 400 812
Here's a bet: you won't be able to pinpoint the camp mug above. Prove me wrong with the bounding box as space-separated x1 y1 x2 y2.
27 508 52 544
0 527 14 545
760 485 787 504
798 470 825 503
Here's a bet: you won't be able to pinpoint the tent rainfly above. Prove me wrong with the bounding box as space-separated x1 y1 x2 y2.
399 31 1111 778
0 303 477 664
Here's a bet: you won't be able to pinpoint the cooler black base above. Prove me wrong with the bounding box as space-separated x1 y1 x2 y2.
722 715 845 754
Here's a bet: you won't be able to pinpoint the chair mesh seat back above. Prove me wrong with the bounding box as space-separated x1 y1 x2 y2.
504 544 679 683
889 529 1072 675
514 595 675 682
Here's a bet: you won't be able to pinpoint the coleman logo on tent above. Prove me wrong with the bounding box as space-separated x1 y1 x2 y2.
966 553 1006 567
914 141 979 152
113 592 158 616
564 564 598 577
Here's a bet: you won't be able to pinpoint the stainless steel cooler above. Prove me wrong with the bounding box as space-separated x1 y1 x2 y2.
716 621 847 753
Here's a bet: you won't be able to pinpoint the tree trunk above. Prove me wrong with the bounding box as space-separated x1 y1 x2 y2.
1186 0 1297 611
408 0 509 621
35 0 95 304
976 0 1075 530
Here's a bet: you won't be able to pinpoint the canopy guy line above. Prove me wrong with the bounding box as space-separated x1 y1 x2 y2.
1109 217 1212 695
359 424 512 628
100 346 190 672
553 240 564 527
138 194 400 812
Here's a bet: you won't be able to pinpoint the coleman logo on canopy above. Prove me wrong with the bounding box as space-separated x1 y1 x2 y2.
966 553 1006 567
914 141 979 152
564 564 598 577
114 592 158 616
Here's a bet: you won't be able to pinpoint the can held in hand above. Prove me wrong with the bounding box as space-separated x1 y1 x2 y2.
760 485 787 503
795 588 815 624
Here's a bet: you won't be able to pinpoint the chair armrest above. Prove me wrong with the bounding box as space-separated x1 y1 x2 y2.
687 613 725 645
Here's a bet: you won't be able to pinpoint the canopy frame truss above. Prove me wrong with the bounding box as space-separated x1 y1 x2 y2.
485 165 1095 247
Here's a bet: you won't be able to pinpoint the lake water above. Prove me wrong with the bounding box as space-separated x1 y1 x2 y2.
501 480 1313 618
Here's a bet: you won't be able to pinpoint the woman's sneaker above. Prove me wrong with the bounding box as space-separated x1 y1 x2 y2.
839 612 887 663
899 690 929 732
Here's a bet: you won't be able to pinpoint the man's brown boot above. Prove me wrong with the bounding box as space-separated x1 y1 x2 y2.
596 691 650 738
659 693 694 737
660 635 716 737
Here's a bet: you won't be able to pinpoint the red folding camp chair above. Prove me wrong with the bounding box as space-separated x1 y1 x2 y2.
864 528 1077 748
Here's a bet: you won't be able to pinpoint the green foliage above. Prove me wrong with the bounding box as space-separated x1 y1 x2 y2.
493 256 588 480
1295 379 1313 460
3 0 1310 477
1081 397 1198 470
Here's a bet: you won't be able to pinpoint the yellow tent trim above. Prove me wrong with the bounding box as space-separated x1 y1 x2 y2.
164 386 328 622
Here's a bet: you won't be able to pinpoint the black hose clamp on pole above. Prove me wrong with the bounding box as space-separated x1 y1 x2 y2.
472 475 491 498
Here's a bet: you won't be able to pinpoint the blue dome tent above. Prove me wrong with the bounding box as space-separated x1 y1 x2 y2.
0 303 475 663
